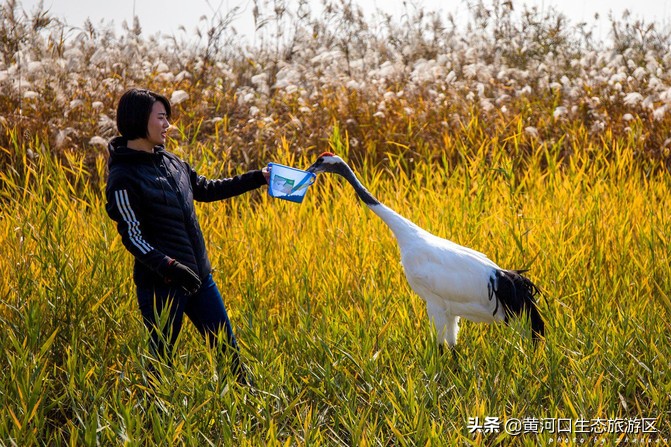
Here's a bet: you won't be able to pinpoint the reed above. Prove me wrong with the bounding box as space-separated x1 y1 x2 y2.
1 0 670 444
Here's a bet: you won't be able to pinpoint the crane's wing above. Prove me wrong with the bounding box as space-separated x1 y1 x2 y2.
400 236 502 323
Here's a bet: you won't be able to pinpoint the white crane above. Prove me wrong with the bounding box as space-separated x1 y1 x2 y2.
306 152 544 349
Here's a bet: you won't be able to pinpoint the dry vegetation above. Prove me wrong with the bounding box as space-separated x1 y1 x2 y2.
2 0 671 172
1 0 671 445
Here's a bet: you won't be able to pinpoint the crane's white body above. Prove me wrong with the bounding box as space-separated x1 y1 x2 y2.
370 204 505 346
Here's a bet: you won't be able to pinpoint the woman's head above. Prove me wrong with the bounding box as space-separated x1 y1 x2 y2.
116 88 171 142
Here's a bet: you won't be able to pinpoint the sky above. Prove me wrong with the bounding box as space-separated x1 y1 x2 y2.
18 0 671 42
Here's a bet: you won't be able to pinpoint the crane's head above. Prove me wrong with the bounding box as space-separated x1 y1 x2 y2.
306 152 346 174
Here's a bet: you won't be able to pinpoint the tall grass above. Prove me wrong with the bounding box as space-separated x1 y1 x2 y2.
1 121 670 444
2 0 671 444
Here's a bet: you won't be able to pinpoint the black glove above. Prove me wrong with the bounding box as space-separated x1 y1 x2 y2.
165 259 201 295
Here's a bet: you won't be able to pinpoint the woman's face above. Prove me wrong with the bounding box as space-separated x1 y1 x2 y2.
146 101 170 146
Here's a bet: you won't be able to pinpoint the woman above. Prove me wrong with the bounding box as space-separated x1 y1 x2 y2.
105 88 268 385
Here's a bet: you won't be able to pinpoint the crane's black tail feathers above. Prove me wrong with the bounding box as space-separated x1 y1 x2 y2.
494 269 545 342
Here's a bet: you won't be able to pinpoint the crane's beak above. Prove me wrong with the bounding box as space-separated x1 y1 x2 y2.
305 161 320 173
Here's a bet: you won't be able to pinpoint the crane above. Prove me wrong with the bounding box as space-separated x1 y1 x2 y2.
306 152 544 350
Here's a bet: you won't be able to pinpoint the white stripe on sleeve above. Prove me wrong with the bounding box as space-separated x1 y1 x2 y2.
114 189 154 255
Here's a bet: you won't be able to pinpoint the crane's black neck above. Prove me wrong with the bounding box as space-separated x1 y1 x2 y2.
333 162 380 206
328 159 426 245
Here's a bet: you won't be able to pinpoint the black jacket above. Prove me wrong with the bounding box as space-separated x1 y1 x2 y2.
105 137 266 287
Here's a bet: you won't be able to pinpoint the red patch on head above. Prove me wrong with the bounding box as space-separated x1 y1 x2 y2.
319 151 335 158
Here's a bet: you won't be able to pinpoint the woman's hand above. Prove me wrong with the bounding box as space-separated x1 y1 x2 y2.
164 259 201 295
262 165 271 183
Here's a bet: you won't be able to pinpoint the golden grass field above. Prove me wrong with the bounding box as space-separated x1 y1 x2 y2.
2 125 671 445
1 0 671 444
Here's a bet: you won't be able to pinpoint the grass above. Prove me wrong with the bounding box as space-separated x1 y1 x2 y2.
2 2 671 443
1 122 670 445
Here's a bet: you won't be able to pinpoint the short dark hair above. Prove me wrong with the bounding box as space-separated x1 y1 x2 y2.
116 88 171 140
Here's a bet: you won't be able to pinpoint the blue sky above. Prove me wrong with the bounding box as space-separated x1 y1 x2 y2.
19 0 671 41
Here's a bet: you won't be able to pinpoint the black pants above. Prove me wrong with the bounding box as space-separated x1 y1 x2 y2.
136 274 244 380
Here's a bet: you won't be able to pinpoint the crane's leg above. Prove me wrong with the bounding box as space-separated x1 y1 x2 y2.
443 315 460 348
436 315 460 362
426 302 460 355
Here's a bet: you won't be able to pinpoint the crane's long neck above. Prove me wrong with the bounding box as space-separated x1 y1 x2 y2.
335 163 425 245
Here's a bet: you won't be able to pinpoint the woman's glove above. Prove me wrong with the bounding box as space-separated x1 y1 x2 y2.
165 259 202 295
